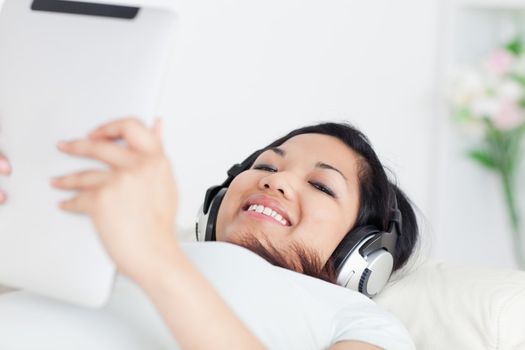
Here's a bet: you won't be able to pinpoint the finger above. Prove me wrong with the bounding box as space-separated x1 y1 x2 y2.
52 170 111 190
57 139 137 169
59 192 94 214
88 118 160 154
153 117 163 141
0 153 11 175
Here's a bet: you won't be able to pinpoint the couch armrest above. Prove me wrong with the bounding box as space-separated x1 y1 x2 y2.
375 259 525 350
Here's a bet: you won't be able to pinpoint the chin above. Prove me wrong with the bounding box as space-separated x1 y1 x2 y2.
221 225 264 246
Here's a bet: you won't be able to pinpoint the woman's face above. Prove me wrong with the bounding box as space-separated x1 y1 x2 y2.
215 133 361 266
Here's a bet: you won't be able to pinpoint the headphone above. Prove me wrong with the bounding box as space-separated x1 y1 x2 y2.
195 151 402 298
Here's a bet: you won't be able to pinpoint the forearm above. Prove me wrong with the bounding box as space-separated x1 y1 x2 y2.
131 235 266 350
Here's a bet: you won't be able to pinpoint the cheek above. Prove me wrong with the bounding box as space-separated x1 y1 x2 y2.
295 193 357 258
299 201 348 242
215 174 254 240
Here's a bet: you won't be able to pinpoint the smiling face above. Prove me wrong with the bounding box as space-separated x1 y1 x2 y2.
215 133 362 266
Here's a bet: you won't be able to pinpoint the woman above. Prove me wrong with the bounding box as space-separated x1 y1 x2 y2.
0 118 417 349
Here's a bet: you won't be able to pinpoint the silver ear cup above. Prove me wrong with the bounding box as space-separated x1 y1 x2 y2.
357 250 393 297
335 236 372 291
335 233 394 297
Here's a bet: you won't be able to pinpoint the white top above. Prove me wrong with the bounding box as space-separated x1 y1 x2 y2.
0 242 415 350
185 242 415 350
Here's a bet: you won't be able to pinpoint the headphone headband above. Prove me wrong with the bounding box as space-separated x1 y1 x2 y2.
359 191 401 257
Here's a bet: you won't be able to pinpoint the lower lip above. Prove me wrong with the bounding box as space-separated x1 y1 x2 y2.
242 210 286 226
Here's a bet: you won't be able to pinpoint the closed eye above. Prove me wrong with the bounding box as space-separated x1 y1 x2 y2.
253 164 277 172
254 164 336 198
309 181 336 198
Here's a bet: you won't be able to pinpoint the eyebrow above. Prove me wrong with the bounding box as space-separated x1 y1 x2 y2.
269 147 285 157
316 162 348 181
268 147 348 181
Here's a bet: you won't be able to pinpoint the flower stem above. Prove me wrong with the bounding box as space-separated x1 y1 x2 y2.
500 170 525 269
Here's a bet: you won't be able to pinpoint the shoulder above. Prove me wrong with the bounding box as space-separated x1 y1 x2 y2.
180 242 333 348
278 269 416 350
331 289 415 350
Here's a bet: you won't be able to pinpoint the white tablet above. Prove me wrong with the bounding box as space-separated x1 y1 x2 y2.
0 0 177 307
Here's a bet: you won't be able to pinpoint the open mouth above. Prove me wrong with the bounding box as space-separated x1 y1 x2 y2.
243 204 290 226
242 195 294 226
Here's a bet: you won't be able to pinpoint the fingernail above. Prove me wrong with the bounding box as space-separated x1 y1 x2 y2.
57 141 67 150
0 192 5 202
0 159 10 173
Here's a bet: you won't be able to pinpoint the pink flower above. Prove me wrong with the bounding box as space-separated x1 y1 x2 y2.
485 49 515 76
493 100 525 130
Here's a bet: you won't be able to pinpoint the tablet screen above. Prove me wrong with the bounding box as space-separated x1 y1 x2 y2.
0 0 176 307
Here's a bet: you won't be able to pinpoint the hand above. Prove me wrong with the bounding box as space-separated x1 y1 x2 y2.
0 153 12 204
51 117 179 279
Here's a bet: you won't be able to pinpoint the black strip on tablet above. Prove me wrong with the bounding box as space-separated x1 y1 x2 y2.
31 0 139 19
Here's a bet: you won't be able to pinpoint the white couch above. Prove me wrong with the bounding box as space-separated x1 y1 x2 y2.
1 252 524 349
376 259 525 349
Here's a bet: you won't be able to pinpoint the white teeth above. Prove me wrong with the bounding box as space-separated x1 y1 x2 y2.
246 203 289 226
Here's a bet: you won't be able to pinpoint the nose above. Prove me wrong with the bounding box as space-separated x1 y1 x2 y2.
258 172 296 200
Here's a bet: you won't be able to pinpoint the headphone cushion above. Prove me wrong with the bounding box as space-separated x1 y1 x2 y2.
196 187 227 242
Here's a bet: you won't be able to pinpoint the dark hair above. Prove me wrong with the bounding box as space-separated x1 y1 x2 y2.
237 235 337 284
237 122 419 282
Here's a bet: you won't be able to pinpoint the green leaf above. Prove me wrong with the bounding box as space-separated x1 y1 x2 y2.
468 150 498 170
506 38 523 56
486 87 497 96
454 108 471 123
511 73 525 88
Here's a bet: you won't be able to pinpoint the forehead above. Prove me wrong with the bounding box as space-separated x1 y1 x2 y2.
277 133 360 178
